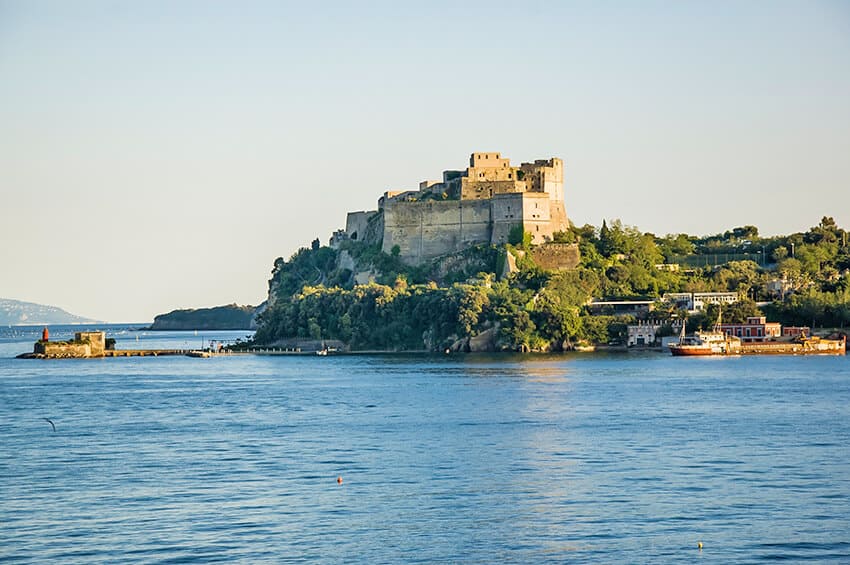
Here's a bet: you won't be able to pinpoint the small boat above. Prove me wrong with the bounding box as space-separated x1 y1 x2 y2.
669 309 739 356
669 329 738 356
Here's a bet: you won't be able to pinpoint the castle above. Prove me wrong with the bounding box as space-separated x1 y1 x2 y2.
331 152 570 265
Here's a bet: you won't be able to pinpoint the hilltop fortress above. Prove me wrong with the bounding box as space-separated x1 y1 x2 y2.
332 152 572 265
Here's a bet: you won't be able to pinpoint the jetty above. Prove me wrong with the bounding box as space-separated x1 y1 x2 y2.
17 330 209 359
16 329 340 359
104 349 192 357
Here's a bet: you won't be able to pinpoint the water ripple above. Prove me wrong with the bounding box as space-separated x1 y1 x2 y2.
1 345 849 562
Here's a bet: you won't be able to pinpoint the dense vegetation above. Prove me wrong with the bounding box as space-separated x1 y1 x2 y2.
149 304 257 330
253 217 849 351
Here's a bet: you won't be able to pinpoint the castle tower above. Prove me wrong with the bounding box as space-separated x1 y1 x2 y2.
460 152 526 200
520 158 568 233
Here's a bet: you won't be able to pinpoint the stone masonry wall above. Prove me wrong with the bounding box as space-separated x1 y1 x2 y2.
530 243 581 271
490 193 553 245
36 341 92 358
382 200 492 264
76 332 105 356
345 211 377 242
521 193 554 244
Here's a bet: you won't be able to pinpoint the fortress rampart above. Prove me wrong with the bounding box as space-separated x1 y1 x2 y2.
382 200 493 265
332 152 571 265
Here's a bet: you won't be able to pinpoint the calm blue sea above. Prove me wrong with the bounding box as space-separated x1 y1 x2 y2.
1 325 849 563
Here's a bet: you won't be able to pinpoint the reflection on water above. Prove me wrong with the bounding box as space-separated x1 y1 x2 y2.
0 330 849 562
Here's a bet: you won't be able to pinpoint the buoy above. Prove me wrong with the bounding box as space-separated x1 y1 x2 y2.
698 541 703 550
337 476 343 484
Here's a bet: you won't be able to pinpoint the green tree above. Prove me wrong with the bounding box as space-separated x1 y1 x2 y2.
508 224 533 248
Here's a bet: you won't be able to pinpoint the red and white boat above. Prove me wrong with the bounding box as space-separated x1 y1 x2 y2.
668 327 739 356
669 311 739 356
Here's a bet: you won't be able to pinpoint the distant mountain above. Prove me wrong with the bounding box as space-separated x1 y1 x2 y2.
0 298 101 326
148 303 258 330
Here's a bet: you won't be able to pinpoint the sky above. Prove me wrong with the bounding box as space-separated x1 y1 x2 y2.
1 0 849 322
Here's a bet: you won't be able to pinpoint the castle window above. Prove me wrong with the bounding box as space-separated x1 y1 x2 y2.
508 174 512 179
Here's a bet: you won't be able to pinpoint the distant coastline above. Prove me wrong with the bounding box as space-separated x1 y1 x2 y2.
0 298 101 326
145 303 260 331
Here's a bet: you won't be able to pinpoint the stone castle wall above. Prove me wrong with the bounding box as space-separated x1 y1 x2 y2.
491 193 553 245
384 193 561 264
382 200 492 264
345 211 376 243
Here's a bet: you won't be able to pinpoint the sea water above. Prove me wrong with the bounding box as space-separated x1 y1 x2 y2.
1 326 849 562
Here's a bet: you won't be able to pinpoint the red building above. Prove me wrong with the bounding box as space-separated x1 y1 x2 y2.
783 326 811 338
720 316 782 343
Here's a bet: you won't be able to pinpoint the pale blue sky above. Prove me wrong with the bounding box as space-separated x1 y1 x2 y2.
2 0 849 322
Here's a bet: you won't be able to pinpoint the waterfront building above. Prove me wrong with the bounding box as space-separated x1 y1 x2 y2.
627 319 682 347
719 316 781 343
663 292 739 313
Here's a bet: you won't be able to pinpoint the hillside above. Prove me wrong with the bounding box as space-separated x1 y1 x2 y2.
251 217 850 352
148 304 258 330
0 298 100 325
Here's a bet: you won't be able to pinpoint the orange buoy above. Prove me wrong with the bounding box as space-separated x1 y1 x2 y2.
337 476 343 484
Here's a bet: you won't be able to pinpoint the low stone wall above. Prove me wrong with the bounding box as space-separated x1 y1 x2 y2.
530 243 580 271
35 341 92 358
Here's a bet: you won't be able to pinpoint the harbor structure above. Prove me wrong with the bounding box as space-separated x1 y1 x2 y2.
32 331 106 358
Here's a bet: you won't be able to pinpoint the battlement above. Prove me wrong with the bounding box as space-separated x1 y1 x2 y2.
470 152 510 168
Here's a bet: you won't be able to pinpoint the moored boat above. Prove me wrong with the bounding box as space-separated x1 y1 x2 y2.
668 328 739 356
669 310 846 356
738 333 846 355
669 309 739 356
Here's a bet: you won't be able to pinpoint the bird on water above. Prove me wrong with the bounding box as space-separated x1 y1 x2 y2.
43 418 55 432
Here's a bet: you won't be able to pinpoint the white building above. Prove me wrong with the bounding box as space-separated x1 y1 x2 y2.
663 292 738 313
627 320 682 347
